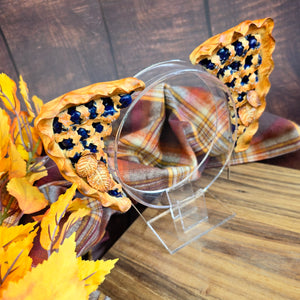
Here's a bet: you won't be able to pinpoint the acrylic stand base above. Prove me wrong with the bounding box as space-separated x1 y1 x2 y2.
112 60 238 254
133 190 235 254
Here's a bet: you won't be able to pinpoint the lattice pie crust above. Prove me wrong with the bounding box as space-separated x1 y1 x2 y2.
190 18 275 152
35 78 145 212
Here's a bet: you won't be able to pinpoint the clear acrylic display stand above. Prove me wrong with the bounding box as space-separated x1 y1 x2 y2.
108 60 237 254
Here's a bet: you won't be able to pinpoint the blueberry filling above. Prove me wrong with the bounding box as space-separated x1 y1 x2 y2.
217 65 230 78
237 92 247 102
255 70 259 82
244 55 253 69
225 92 231 103
77 128 90 140
53 117 63 134
229 61 241 72
225 78 236 88
81 140 87 147
92 122 104 133
247 35 260 49
118 94 132 108
217 68 225 78
100 157 107 164
84 100 94 108
217 47 230 64
199 58 215 70
241 75 250 85
231 124 236 133
108 189 122 198
102 98 117 117
84 101 97 119
232 40 245 56
87 143 97 153
257 54 262 66
68 107 82 124
70 153 81 165
89 106 97 119
58 138 75 150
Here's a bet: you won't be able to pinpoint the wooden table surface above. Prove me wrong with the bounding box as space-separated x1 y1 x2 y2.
99 163 300 300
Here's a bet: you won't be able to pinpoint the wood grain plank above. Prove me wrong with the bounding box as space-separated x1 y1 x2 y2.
99 163 300 300
101 0 210 78
207 0 300 124
0 28 18 82
0 0 116 102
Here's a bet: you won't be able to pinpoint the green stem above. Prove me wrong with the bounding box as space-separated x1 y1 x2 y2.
0 196 14 225
31 138 41 157
21 114 33 151
26 138 41 174
0 175 9 212
26 151 33 173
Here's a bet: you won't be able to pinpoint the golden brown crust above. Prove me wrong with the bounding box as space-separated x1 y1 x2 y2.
35 77 145 212
190 19 274 63
35 78 145 123
189 18 275 152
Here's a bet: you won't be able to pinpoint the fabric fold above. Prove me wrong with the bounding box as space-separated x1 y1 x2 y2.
108 84 300 192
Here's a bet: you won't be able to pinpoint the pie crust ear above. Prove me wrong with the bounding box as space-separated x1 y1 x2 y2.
34 77 145 212
190 18 275 152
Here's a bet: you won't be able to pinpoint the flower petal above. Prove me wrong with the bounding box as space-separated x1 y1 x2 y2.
0 158 10 179
32 95 43 115
0 108 11 160
8 141 27 179
19 75 35 118
0 73 20 114
6 177 48 214
26 165 48 184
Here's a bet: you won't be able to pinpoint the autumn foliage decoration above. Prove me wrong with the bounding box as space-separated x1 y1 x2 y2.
0 74 117 299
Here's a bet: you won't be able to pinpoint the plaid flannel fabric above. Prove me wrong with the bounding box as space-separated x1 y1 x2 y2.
110 84 300 191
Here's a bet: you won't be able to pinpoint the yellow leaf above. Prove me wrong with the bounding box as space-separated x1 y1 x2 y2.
0 227 37 295
30 126 43 156
0 158 10 179
8 141 26 179
0 108 11 160
0 73 20 114
53 207 90 250
15 141 29 161
0 222 37 249
32 95 44 114
19 75 35 118
6 177 48 214
68 197 91 212
1 233 87 300
32 95 43 115
26 165 48 184
77 257 118 295
11 112 34 161
14 124 42 161
40 184 77 252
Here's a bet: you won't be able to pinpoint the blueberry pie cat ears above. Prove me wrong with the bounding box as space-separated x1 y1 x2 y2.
34 78 145 212
189 18 275 152
35 19 274 210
